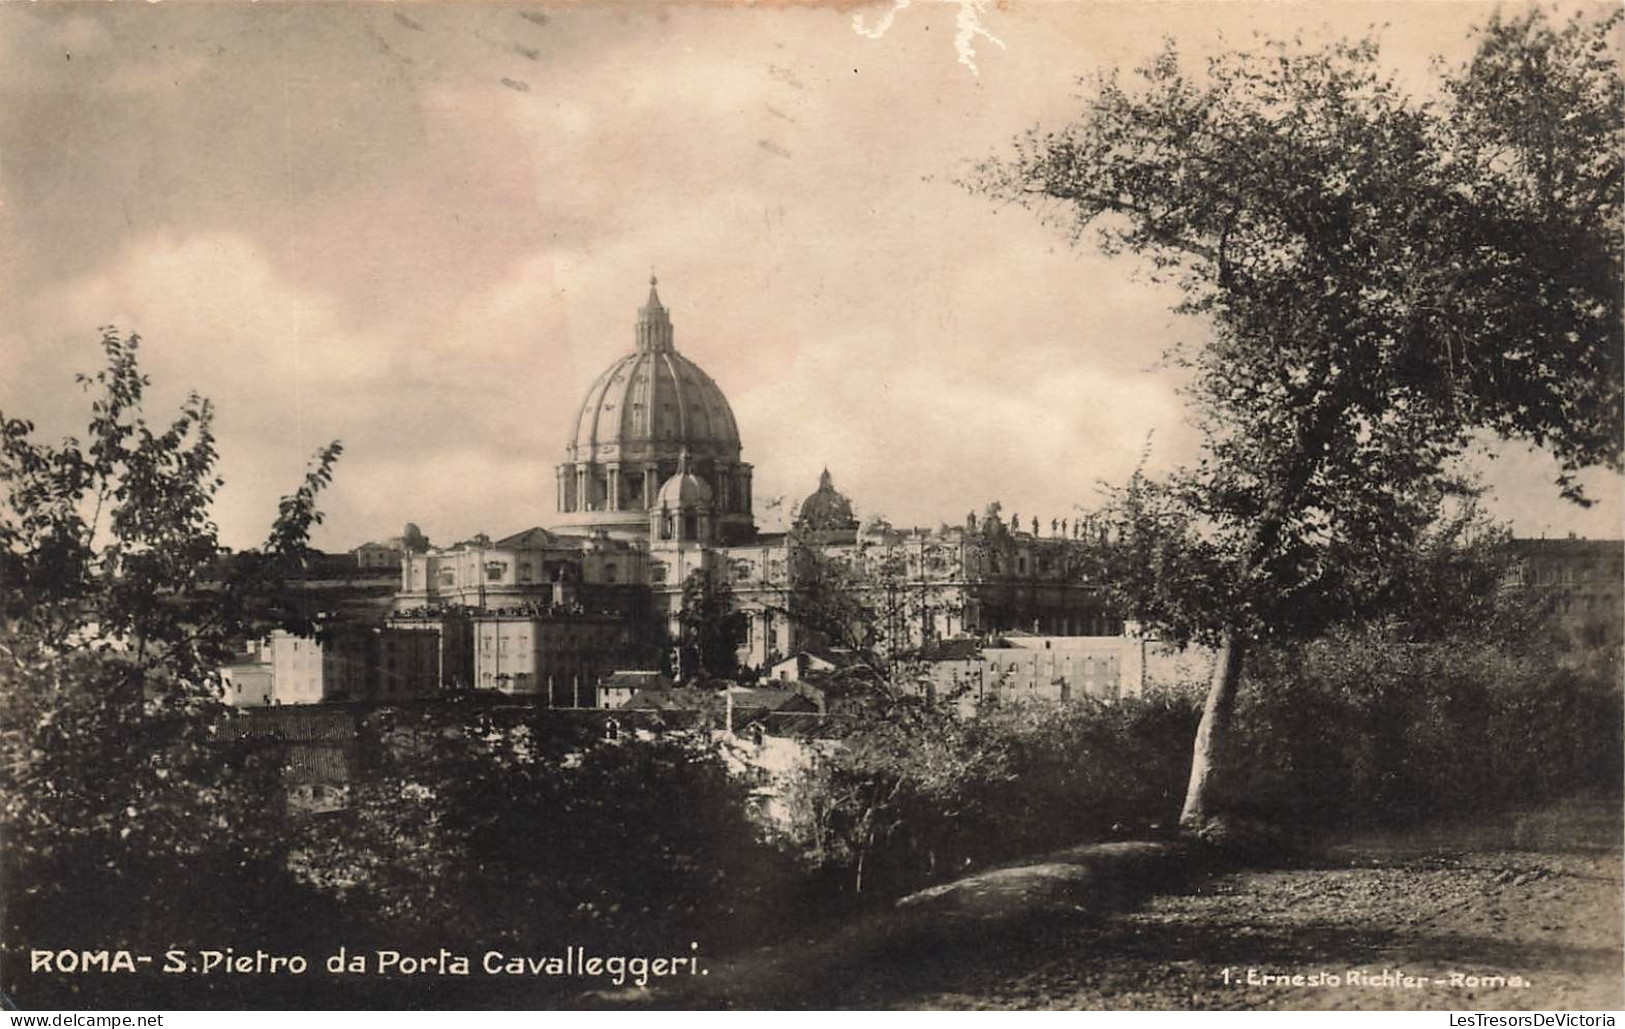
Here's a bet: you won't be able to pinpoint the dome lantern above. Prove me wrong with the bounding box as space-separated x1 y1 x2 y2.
636 274 674 353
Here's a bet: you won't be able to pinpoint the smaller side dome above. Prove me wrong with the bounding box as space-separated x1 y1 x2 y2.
401 522 429 553
657 449 712 509
796 468 857 532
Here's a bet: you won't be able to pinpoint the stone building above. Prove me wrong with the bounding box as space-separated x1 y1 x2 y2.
221 661 275 707
254 626 441 705
1505 537 1625 656
396 525 647 611
352 522 431 571
352 540 403 571
388 279 1133 690
470 610 631 705
920 632 1217 712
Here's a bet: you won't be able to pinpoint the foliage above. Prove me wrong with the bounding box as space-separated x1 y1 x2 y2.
972 10 1623 823
778 528 976 697
676 566 746 682
0 329 342 1002
784 586 1617 896
1223 622 1623 829
977 9 1621 639
783 691 1202 898
302 709 803 963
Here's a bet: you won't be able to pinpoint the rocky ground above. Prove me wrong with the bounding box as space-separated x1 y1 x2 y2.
642 797 1621 1010
826 799 1622 1010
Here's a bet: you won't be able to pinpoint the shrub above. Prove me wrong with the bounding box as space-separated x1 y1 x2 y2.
1221 624 1623 828
297 711 804 964
781 690 1203 899
782 621 1620 899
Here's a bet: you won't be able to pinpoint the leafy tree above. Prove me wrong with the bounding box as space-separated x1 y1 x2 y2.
974 10 1622 828
677 566 746 681
0 329 342 998
781 540 896 677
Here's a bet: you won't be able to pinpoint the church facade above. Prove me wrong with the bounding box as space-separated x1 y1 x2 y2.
393 279 1121 678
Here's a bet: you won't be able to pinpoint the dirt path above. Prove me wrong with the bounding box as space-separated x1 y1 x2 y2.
832 803 1622 1010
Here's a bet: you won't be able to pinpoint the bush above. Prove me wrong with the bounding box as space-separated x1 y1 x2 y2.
298 710 805 965
782 622 1621 899
1220 624 1624 828
782 691 1203 899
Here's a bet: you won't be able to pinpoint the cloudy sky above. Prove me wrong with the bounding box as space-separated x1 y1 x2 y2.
2 0 1618 552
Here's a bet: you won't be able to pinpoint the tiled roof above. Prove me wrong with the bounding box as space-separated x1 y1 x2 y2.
223 707 360 742
602 670 674 691
283 743 353 783
919 639 981 662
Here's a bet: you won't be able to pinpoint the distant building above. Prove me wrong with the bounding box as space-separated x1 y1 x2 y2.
619 686 821 730
374 626 441 701
470 610 631 706
265 631 362 704
396 525 648 614
597 670 674 709
353 541 403 570
383 610 474 691
353 522 431 571
1507 537 1625 656
258 626 441 705
768 648 867 683
221 662 274 707
921 630 1216 711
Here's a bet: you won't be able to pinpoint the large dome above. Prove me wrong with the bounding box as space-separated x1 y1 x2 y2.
553 278 755 544
568 352 739 465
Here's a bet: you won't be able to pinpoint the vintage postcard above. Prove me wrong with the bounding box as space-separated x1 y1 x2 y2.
1 0 1620 1015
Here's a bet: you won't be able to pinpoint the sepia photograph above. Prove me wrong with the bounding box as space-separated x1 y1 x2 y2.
1 0 1621 1013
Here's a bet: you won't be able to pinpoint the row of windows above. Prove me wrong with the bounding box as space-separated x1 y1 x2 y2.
1524 563 1620 584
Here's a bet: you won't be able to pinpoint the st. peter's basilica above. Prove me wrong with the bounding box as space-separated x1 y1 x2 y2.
392 279 1120 685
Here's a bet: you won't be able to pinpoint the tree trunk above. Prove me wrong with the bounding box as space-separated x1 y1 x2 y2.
1179 628 1246 829
1176 401 1338 831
